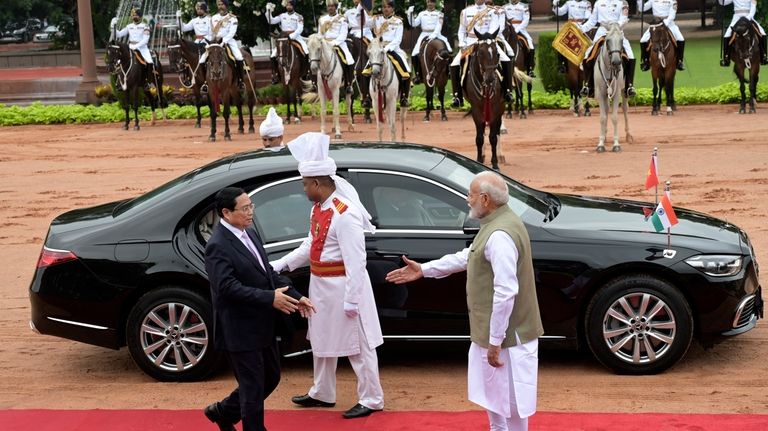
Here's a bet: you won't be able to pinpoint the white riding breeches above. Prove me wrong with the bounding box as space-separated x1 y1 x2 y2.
451 42 510 67
640 21 684 43
199 40 243 64
585 27 635 60
270 37 308 57
724 14 766 38
135 46 153 64
411 32 453 55
514 29 534 50
335 41 355 65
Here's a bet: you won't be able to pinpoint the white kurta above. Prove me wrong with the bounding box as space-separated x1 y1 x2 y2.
345 5 374 40
270 191 383 357
421 230 539 419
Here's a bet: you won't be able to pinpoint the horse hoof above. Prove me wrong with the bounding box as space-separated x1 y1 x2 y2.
334 133 342 139
596 145 606 153
750 109 756 114
441 115 448 122
667 110 673 116
612 145 622 153
209 136 216 142
238 129 244 135
364 118 372 124
505 112 513 119
295 119 302 124
224 136 232 142
195 123 201 129
122 125 129 131
585 111 591 117
520 113 527 120
739 108 746 114
492 164 500 171
134 126 140 131
249 127 255 134
652 110 658 116
422 115 430 123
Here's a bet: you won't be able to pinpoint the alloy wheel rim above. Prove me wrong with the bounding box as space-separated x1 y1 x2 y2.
602 292 677 365
139 302 209 372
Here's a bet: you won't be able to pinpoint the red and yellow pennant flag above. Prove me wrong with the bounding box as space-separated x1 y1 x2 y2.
645 155 659 190
552 21 591 65
650 194 678 232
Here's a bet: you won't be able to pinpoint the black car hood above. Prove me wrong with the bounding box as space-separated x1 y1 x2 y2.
542 194 743 253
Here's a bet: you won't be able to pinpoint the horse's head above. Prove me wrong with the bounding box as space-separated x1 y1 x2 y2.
368 37 387 79
166 32 187 73
474 28 499 42
106 43 127 73
732 17 758 61
307 33 324 75
275 34 291 66
205 43 227 80
474 39 500 87
604 22 624 68
648 20 670 54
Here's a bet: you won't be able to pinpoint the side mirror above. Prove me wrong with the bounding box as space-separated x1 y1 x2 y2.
462 217 480 235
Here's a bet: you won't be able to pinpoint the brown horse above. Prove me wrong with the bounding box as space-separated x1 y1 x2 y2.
648 21 677 116
502 28 533 119
348 35 373 124
275 33 309 124
167 33 207 128
106 41 165 131
420 38 451 122
565 29 595 117
729 17 761 114
464 30 505 170
205 43 255 141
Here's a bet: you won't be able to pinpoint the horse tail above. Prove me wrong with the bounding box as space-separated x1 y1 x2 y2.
513 67 534 84
302 91 320 104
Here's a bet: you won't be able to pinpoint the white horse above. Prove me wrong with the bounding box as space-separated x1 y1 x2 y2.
367 37 405 141
594 22 633 152
304 33 353 139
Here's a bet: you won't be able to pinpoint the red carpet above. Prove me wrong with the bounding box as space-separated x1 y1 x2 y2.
0 410 766 430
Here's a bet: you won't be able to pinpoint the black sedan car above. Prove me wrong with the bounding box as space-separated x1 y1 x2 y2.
29 143 762 381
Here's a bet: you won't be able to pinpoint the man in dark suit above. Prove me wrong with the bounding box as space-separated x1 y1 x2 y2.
204 187 315 431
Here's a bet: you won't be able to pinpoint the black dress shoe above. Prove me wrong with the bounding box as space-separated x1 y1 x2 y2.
342 403 382 419
203 403 236 431
291 394 336 407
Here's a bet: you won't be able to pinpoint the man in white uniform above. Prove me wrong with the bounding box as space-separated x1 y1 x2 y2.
718 0 768 66
579 0 636 97
259 107 285 150
503 0 535 77
371 1 411 106
345 0 374 41
271 132 385 420
407 0 452 84
111 6 157 90
266 0 308 84
552 0 592 72
639 0 685 71
450 0 512 107
319 0 356 94
176 2 212 90
204 0 245 90
386 171 543 431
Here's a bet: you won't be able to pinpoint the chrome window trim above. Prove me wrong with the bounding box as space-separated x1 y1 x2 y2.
248 175 303 196
264 238 306 250
349 168 468 199
47 317 109 330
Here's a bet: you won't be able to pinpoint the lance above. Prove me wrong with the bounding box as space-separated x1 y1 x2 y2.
719 0 725 62
555 0 560 33
640 0 644 40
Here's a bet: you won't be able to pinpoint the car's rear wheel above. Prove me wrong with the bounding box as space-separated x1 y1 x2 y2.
585 275 693 375
126 286 220 381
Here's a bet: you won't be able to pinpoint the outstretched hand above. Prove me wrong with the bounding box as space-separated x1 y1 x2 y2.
273 286 299 314
385 256 423 284
298 297 316 318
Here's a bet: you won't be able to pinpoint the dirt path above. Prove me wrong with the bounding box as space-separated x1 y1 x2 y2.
1 105 766 414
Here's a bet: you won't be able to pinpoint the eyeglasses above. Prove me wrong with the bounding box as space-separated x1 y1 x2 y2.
234 203 255 213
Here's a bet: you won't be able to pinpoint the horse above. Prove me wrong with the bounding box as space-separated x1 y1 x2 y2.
167 33 207 128
504 28 534 119
367 36 405 141
464 30 505 170
348 35 374 124
729 17 761 114
204 42 250 141
106 41 165 131
593 22 632 153
304 33 353 139
275 33 309 124
647 20 677 116
420 37 451 122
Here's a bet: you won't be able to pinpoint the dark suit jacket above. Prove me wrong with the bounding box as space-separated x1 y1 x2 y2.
205 223 302 352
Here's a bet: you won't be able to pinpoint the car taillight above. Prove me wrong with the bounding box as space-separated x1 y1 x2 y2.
37 246 77 268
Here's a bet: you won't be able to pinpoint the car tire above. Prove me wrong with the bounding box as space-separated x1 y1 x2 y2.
584 275 693 375
126 286 220 382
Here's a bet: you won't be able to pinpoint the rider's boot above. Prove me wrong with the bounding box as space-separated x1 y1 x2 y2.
344 63 354 95
361 75 372 108
527 48 536 77
270 56 280 84
236 60 246 91
624 58 637 98
720 37 731 67
502 61 514 103
761 35 768 65
676 40 686 70
580 59 593 97
450 64 462 107
557 53 567 73
400 78 410 107
144 63 155 91
640 42 650 71
411 55 422 84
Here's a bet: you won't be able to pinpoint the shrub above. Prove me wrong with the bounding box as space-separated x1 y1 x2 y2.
538 31 569 93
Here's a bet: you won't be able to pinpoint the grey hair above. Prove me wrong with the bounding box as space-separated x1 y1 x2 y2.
475 171 509 206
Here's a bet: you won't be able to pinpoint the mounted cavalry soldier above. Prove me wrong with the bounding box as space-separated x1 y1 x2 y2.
717 0 768 66
579 0 637 97
552 0 592 73
176 2 213 90
266 0 309 84
639 0 685 71
345 0 374 41
406 0 452 85
319 0 356 95
203 0 246 90
111 5 158 90
371 0 411 106
450 0 514 108
503 0 536 77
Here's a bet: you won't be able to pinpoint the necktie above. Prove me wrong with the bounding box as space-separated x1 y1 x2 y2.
241 231 266 271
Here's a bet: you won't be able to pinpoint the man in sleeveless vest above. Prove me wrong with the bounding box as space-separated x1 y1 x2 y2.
552 0 592 73
111 4 158 91
271 132 385 420
319 0 356 94
718 0 768 66
450 0 513 107
203 0 246 90
407 0 452 85
579 0 637 97
503 0 536 77
266 0 309 84
371 0 411 106
639 0 685 71
386 171 543 431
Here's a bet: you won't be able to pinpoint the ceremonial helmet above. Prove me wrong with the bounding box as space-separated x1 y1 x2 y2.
130 2 143 17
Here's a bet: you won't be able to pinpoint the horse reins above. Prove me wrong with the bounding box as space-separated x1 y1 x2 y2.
168 42 204 89
109 44 133 91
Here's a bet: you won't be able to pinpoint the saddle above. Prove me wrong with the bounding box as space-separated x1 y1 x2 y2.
516 33 531 51
647 26 677 51
361 52 410 80
728 21 762 46
460 48 502 86
586 37 628 63
133 50 147 65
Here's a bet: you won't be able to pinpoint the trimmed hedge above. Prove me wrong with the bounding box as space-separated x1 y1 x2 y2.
538 31 569 94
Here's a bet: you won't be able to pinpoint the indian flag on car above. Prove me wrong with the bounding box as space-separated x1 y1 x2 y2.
650 195 678 232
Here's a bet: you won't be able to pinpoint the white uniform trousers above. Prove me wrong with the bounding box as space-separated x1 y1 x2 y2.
640 21 684 42
724 14 767 37
583 26 635 60
514 28 534 50
451 41 511 66
200 39 244 64
270 37 309 57
307 321 384 410
134 45 154 64
412 32 453 55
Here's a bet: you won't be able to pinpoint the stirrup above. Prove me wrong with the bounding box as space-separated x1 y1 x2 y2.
200 83 208 94
346 85 354 95
676 61 685 70
640 60 650 72
558 63 566 73
626 86 637 98
762 57 768 65
362 97 372 109
580 86 589 97
504 91 513 103
400 96 409 107
451 96 461 108
271 74 279 84
528 69 536 78
720 58 730 67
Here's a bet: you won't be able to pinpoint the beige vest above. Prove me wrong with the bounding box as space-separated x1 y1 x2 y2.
466 205 543 348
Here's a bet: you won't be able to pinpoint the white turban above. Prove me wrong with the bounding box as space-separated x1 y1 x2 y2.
287 132 375 233
259 107 284 137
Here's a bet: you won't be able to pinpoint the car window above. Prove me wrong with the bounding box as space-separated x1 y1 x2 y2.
362 173 467 229
250 179 312 243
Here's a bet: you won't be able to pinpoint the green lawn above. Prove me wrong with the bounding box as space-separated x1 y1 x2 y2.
412 36 742 98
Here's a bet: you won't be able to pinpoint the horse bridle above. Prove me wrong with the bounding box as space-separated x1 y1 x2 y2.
108 44 132 91
206 43 227 81
167 39 205 88
471 40 500 98
276 37 296 84
735 26 758 69
309 38 340 83
370 47 395 91
598 29 623 100
425 42 450 88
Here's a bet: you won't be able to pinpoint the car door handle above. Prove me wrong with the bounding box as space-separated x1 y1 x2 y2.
373 250 409 258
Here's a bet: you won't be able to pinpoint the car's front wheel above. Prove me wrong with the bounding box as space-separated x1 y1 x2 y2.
585 275 693 375
126 286 220 381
